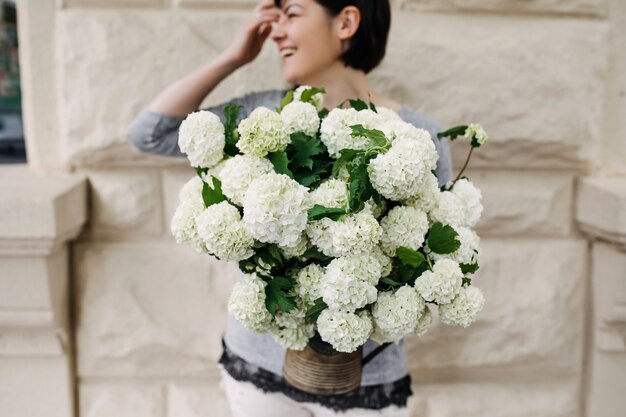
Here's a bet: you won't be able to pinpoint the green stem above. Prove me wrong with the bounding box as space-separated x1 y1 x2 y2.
425 254 433 270
451 146 474 189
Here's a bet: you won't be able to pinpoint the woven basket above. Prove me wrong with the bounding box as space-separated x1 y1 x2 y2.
283 334 362 395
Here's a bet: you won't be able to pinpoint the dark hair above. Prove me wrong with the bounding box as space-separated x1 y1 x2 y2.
273 0 391 74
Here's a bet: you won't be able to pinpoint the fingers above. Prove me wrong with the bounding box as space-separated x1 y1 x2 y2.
247 11 279 34
254 0 277 13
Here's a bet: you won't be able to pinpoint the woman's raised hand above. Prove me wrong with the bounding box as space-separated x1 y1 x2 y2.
224 0 280 67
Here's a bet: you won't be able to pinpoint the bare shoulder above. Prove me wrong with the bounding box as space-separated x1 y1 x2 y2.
370 93 403 112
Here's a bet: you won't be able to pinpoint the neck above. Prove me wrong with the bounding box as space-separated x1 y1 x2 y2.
296 61 373 109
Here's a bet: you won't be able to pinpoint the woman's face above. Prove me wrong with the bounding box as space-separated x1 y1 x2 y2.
271 0 344 84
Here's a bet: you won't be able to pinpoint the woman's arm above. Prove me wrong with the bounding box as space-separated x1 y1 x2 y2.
127 0 279 156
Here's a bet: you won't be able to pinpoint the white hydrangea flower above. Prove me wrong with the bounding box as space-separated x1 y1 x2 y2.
402 173 441 214
376 106 402 121
218 155 274 206
275 305 307 329
371 286 425 343
294 263 325 306
363 197 386 219
279 233 310 259
243 173 309 247
321 255 381 311
178 111 225 168
228 274 273 333
368 136 438 201
271 324 315 350
306 211 382 257
465 123 488 145
237 107 290 157
414 258 463 304
380 206 429 257
371 246 393 278
171 176 205 253
316 309 373 353
195 201 254 262
439 285 485 327
430 226 481 266
171 201 205 254
293 85 325 111
450 179 483 228
178 176 205 207
307 178 349 210
430 191 466 227
380 120 432 145
414 305 433 337
320 108 383 158
281 101 320 137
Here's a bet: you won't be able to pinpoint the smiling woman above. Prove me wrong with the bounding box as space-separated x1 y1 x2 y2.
126 0 452 416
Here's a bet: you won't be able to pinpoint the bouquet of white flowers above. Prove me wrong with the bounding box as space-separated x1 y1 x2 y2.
172 86 487 363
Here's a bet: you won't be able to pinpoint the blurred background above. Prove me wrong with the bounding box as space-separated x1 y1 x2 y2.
0 0 625 416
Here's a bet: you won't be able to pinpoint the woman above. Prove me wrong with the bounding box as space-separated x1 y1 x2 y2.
127 1 452 416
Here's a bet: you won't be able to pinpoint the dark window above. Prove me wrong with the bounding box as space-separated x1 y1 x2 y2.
0 0 26 164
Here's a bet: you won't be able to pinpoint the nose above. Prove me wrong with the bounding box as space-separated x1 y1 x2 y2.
270 15 287 42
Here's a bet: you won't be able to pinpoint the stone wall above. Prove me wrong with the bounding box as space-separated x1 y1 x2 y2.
1 0 624 416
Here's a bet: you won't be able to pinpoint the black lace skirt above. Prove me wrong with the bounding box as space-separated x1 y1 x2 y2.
218 340 412 412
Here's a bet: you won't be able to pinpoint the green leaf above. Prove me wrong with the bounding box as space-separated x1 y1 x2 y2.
268 245 284 264
224 104 241 156
349 99 368 111
301 247 333 264
347 154 376 212
460 263 479 274
300 87 326 104
369 101 378 113
202 176 227 207
462 277 472 286
427 223 461 254
305 298 328 324
436 125 468 141
267 151 294 178
318 108 329 119
238 259 257 274
332 149 359 178
289 132 324 171
194 166 208 177
396 247 426 268
276 90 294 113
265 276 297 317
308 204 347 221
350 124 389 149
380 277 402 287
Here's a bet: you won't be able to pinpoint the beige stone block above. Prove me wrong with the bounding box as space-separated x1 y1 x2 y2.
371 13 608 170
56 9 283 167
0 166 87 251
167 380 230 417
585 244 626 416
604 0 626 172
576 176 626 247
162 167 197 235
408 380 580 417
177 0 255 6
0 248 69 329
63 0 164 7
0 357 74 417
467 169 574 236
402 0 607 16
86 168 162 238
80 384 165 417
406 239 587 377
76 241 240 377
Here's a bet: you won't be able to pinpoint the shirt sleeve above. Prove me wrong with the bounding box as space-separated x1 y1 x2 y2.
398 108 453 186
125 89 287 158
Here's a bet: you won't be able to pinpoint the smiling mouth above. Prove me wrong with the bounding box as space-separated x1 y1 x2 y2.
281 48 297 58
